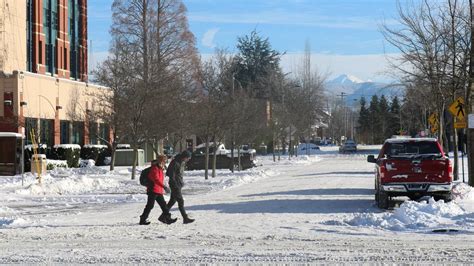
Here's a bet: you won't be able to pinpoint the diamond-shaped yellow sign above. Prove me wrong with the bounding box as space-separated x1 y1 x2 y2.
449 97 465 120
428 113 439 133
428 113 438 126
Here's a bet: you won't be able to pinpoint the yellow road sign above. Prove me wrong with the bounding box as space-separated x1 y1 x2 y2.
428 113 438 126
429 113 439 133
449 97 466 120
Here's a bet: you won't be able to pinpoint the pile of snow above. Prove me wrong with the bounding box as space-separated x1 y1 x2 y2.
261 155 322 166
15 174 121 196
342 183 474 232
79 159 95 168
0 206 29 228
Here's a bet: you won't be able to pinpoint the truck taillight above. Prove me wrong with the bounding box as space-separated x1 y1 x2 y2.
380 163 387 179
447 159 453 181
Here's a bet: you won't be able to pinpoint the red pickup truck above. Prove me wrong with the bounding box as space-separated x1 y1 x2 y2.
367 138 453 209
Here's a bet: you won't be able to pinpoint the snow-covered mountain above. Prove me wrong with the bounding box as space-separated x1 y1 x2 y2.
325 74 403 103
328 74 365 86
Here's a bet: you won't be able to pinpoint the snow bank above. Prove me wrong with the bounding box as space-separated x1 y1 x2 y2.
0 206 29 228
343 183 474 232
16 175 121 196
260 155 322 166
79 159 95 168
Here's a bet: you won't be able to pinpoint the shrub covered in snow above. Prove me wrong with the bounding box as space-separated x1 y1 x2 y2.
46 159 68 170
79 159 95 168
80 145 110 166
50 144 81 168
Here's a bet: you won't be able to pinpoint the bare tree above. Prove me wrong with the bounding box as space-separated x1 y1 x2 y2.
382 0 471 180
94 0 198 179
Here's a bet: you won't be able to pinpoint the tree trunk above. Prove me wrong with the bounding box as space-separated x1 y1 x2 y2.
131 146 138 180
238 146 242 171
204 136 209 180
212 149 217 178
212 136 217 178
110 148 116 171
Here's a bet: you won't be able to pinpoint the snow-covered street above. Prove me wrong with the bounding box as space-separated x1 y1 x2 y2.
1 146 474 263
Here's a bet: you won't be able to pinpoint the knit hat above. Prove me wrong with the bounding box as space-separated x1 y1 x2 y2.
181 150 192 158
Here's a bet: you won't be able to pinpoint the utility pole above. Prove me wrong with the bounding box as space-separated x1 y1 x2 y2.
337 92 347 140
468 0 474 186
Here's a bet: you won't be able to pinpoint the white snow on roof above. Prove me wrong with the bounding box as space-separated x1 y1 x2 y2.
0 133 23 138
385 138 437 144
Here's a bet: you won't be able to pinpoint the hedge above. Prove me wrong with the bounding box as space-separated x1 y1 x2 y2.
50 144 81 168
80 145 110 166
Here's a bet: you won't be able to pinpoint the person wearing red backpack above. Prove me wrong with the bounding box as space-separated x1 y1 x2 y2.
139 156 176 225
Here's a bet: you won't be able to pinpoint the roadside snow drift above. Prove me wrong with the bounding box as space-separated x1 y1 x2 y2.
343 183 474 232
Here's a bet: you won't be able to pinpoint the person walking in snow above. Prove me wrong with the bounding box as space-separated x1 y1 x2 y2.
166 150 195 224
139 156 177 225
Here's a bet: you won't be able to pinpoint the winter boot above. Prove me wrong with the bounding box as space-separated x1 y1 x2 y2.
159 213 177 225
139 216 151 225
183 216 195 224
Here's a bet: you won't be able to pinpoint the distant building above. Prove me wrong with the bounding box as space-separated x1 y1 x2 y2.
0 0 111 146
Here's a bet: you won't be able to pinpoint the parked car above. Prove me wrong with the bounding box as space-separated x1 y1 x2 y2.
339 140 357 153
186 143 257 171
367 138 453 209
297 143 320 155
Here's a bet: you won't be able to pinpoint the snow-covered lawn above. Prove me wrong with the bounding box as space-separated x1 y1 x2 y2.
0 145 473 263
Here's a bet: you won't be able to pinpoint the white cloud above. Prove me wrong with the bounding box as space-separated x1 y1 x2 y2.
202 28 220 48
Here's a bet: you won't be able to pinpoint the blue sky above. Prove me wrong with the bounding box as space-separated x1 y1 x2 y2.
88 0 403 81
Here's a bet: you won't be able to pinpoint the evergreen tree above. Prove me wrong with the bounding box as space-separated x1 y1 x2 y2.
368 95 380 144
379 95 390 140
388 96 401 136
234 30 281 99
358 97 370 144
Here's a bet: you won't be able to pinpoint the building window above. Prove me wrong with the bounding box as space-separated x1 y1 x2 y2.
39 41 43 65
24 118 38 145
99 124 110 144
60 121 70 144
64 48 68 70
72 121 84 146
39 119 54 147
89 122 98 145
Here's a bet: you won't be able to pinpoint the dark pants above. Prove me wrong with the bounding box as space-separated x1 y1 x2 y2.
167 187 187 218
141 192 170 220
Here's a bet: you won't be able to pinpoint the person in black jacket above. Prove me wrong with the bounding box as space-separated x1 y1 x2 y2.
167 150 194 224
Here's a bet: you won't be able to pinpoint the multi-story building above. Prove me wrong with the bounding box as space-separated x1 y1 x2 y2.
0 0 111 146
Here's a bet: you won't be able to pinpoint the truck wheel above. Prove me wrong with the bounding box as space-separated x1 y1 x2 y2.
434 193 452 203
408 195 422 201
377 188 390 209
